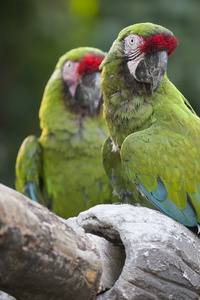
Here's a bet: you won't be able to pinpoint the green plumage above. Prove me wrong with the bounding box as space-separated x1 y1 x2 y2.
101 23 200 227
102 136 155 208
16 47 117 218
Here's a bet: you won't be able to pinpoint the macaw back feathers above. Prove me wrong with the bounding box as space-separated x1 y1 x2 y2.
121 107 200 225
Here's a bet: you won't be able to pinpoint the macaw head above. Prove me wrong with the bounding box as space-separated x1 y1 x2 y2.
101 22 178 92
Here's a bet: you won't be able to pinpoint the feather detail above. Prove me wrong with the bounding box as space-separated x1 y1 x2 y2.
140 34 178 56
78 54 104 76
138 180 198 227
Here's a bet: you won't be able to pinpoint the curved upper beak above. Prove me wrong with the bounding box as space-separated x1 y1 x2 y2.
134 50 168 92
75 72 102 115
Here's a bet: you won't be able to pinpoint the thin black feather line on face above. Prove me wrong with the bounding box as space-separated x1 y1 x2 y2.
127 49 142 61
123 44 142 62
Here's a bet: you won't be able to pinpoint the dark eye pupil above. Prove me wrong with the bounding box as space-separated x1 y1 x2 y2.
130 38 134 44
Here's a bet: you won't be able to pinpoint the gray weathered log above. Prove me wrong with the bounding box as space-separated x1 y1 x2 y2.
0 183 200 299
0 291 17 300
0 184 103 300
76 205 200 300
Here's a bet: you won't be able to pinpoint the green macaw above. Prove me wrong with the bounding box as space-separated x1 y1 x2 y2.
15 47 118 218
100 22 200 229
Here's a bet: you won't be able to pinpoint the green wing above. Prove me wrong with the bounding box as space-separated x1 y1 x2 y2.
102 136 155 208
121 123 200 226
15 135 47 207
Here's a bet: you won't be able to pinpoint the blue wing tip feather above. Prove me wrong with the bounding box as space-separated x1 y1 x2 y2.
138 180 198 227
28 182 37 202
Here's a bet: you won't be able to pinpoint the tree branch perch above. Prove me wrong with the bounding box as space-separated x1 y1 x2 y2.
0 184 102 300
0 184 200 300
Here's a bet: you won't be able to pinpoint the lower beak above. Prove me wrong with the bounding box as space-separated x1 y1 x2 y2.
134 50 168 92
75 72 102 115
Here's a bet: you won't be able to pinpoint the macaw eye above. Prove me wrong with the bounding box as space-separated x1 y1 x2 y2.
66 61 71 68
129 37 135 45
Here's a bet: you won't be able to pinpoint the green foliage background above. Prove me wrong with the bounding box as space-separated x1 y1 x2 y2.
1 0 200 188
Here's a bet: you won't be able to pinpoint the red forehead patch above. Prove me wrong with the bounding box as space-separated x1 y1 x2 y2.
139 34 178 57
78 54 104 76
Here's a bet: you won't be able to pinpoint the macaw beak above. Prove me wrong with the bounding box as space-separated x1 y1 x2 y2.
134 50 168 92
75 71 102 115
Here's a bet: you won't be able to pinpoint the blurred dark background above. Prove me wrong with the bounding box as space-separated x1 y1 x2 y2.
1 0 200 189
